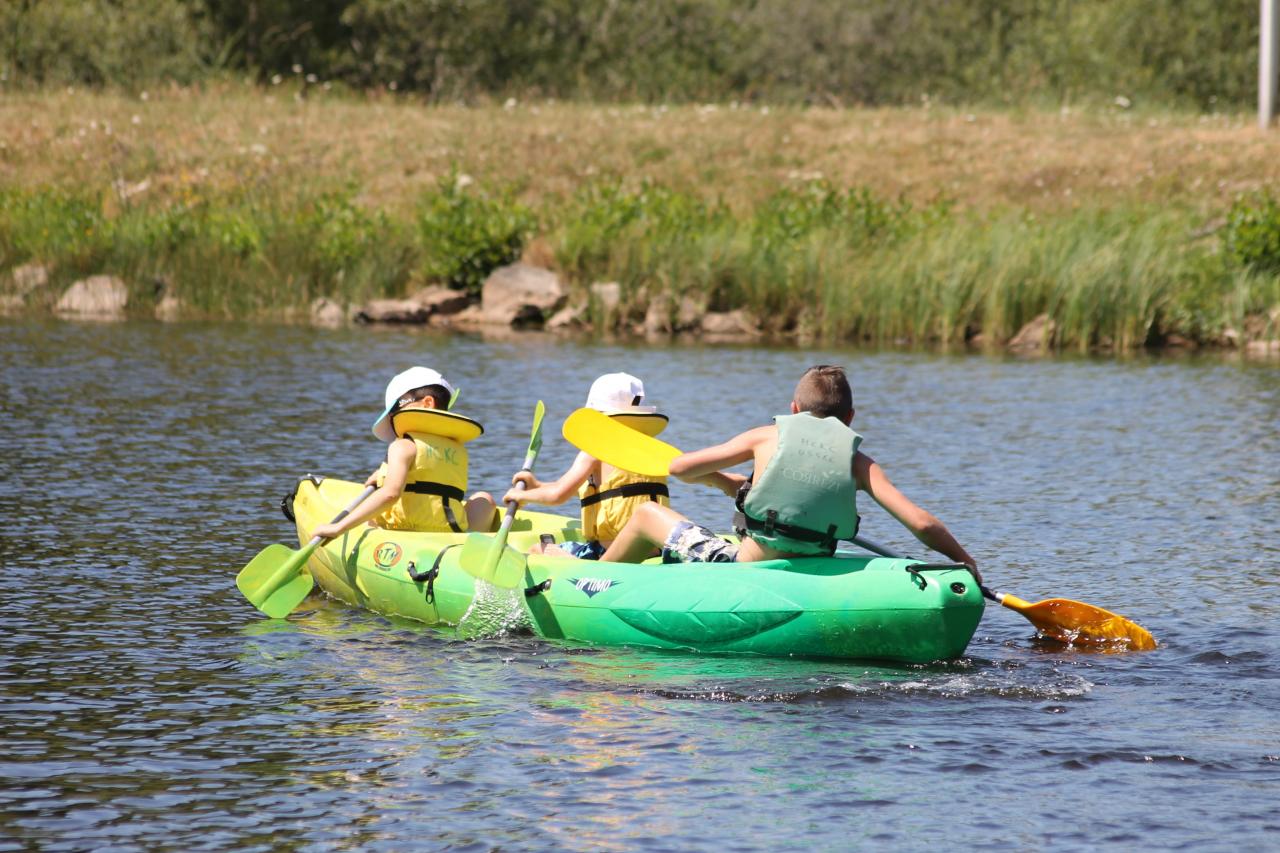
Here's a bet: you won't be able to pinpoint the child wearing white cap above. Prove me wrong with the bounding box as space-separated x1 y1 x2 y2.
503 372 740 559
311 367 497 540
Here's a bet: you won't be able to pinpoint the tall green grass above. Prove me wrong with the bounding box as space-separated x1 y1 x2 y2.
1 186 416 315
3 178 1277 348
545 182 1277 349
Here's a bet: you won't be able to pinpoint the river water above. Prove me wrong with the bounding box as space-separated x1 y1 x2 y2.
2 319 1278 851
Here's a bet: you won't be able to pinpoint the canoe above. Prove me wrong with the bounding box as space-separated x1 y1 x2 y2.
291 477 985 663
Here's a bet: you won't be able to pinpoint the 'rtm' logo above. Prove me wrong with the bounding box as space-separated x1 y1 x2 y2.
373 542 403 569
569 577 619 598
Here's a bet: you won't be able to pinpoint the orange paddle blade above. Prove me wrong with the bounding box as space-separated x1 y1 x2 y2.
996 592 1157 650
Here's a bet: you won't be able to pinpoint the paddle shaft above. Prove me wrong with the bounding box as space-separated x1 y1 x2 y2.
863 531 1162 647
494 462 534 538
261 484 376 595
316 482 378 544
479 402 546 579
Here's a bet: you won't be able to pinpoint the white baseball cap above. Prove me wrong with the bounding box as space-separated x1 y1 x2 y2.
585 372 655 414
585 372 669 436
372 366 457 442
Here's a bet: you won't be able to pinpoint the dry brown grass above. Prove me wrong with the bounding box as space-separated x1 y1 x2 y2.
2 84 1277 216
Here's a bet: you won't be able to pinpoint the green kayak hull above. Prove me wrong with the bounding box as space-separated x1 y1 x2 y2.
293 478 984 663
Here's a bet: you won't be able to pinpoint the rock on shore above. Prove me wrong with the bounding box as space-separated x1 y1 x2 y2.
55 276 128 318
475 263 567 326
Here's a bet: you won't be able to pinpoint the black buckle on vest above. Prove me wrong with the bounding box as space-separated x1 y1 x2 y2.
738 510 857 557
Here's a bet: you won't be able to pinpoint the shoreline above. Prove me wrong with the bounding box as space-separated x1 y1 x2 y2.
2 90 1279 354
6 262 1278 359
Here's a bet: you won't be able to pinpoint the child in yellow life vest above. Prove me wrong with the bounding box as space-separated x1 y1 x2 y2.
502 373 740 560
311 367 497 540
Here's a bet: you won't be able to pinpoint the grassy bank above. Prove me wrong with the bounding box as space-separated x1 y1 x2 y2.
2 87 1279 348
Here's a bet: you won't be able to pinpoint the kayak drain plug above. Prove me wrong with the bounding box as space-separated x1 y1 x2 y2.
950 582 967 595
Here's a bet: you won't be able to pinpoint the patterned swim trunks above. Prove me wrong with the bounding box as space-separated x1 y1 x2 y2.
560 540 607 561
661 521 739 564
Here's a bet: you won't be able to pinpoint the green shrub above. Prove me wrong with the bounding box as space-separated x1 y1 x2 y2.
0 0 1263 108
0 188 112 270
1 0 210 87
554 179 728 282
1224 194 1280 274
416 177 534 294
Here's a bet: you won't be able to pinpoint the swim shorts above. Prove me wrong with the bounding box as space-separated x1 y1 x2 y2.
661 521 739 564
560 540 607 561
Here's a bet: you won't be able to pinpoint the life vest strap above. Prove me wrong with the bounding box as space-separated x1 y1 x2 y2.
579 482 670 508
733 484 857 555
403 482 467 533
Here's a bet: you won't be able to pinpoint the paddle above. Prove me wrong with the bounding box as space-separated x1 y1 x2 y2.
563 407 1158 650
849 534 1156 650
458 400 546 588
237 483 376 618
562 407 679 477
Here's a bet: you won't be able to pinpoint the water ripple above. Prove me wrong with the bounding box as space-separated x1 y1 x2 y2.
2 321 1278 850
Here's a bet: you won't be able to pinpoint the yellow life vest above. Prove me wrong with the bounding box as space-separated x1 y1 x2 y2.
374 409 481 532
578 465 670 543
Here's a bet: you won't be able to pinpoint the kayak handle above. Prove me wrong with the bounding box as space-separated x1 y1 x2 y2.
904 563 969 590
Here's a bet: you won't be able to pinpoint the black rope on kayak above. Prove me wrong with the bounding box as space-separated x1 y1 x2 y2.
406 543 462 604
524 579 552 598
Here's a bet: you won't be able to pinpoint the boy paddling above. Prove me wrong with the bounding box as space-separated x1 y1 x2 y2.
503 372 740 559
311 367 498 540
599 365 980 581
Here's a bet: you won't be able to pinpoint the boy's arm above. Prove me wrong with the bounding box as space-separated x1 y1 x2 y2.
689 471 748 497
313 440 416 539
853 451 980 581
504 451 595 506
668 426 770 481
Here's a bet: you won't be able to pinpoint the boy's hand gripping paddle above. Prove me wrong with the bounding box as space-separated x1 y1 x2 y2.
459 401 546 588
565 408 1157 651
236 484 377 618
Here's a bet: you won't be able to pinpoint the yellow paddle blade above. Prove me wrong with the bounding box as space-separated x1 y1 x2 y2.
235 542 317 618
999 593 1157 650
459 533 528 589
562 407 681 477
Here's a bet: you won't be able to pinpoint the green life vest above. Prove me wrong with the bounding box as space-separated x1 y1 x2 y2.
736 412 861 556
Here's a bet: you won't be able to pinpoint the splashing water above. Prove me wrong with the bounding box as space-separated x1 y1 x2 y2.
456 580 530 640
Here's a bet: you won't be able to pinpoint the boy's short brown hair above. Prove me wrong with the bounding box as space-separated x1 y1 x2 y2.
794 365 853 421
